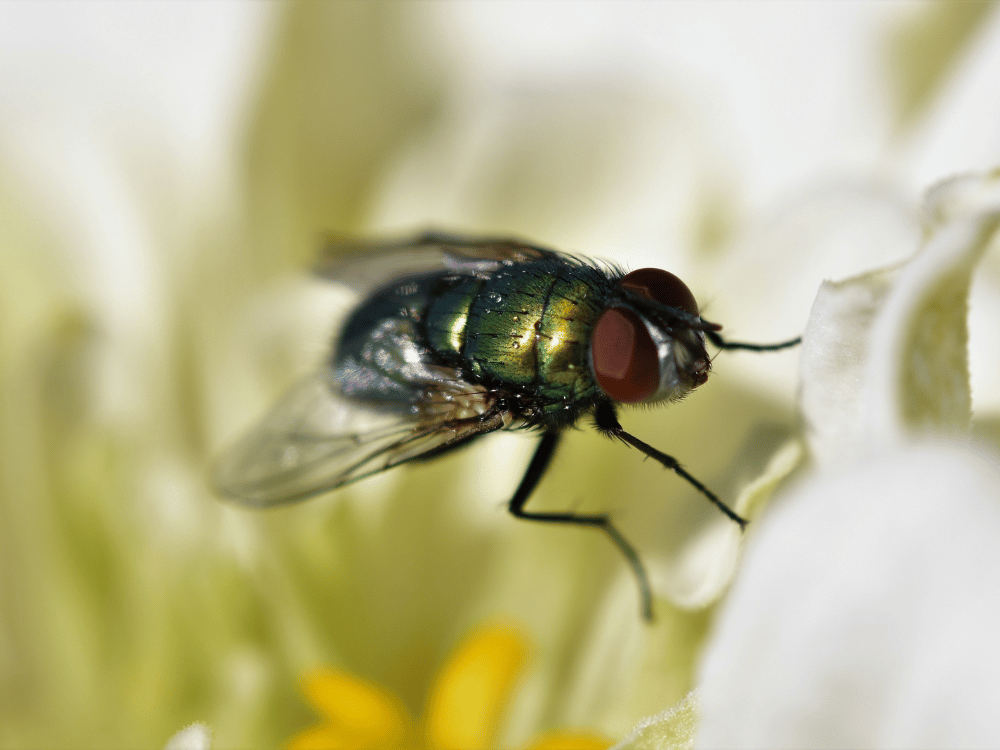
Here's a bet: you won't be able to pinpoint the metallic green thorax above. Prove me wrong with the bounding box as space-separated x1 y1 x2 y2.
426 261 609 405
335 258 615 422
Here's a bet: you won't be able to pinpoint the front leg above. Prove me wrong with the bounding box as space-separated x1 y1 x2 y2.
593 401 748 529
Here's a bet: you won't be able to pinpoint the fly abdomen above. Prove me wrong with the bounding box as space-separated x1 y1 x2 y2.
333 271 453 410
425 277 484 359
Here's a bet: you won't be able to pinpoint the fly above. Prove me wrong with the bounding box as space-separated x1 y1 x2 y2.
213 231 800 620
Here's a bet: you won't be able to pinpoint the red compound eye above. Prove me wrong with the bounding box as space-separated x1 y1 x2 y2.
591 307 660 403
619 268 699 317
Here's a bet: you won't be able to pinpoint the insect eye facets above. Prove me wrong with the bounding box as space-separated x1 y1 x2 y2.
590 307 660 403
619 268 699 317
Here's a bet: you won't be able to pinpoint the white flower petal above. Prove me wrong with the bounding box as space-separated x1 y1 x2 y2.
800 264 905 470
697 442 1000 750
863 170 1000 445
801 169 1000 470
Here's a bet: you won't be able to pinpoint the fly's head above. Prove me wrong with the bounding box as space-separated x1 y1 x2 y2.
589 268 715 406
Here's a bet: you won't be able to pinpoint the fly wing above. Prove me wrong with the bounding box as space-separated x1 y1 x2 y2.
314 231 561 296
212 373 503 507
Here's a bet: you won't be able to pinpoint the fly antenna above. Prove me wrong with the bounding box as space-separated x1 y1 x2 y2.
704 328 801 352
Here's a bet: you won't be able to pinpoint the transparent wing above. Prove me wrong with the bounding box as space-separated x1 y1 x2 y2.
212 373 503 507
314 230 561 297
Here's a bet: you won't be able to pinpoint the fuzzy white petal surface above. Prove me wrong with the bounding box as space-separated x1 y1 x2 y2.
697 442 1000 750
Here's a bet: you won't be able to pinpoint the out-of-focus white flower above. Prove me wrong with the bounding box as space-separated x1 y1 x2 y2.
693 169 1000 749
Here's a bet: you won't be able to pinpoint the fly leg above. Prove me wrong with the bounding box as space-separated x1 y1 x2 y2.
594 401 748 530
508 431 654 621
